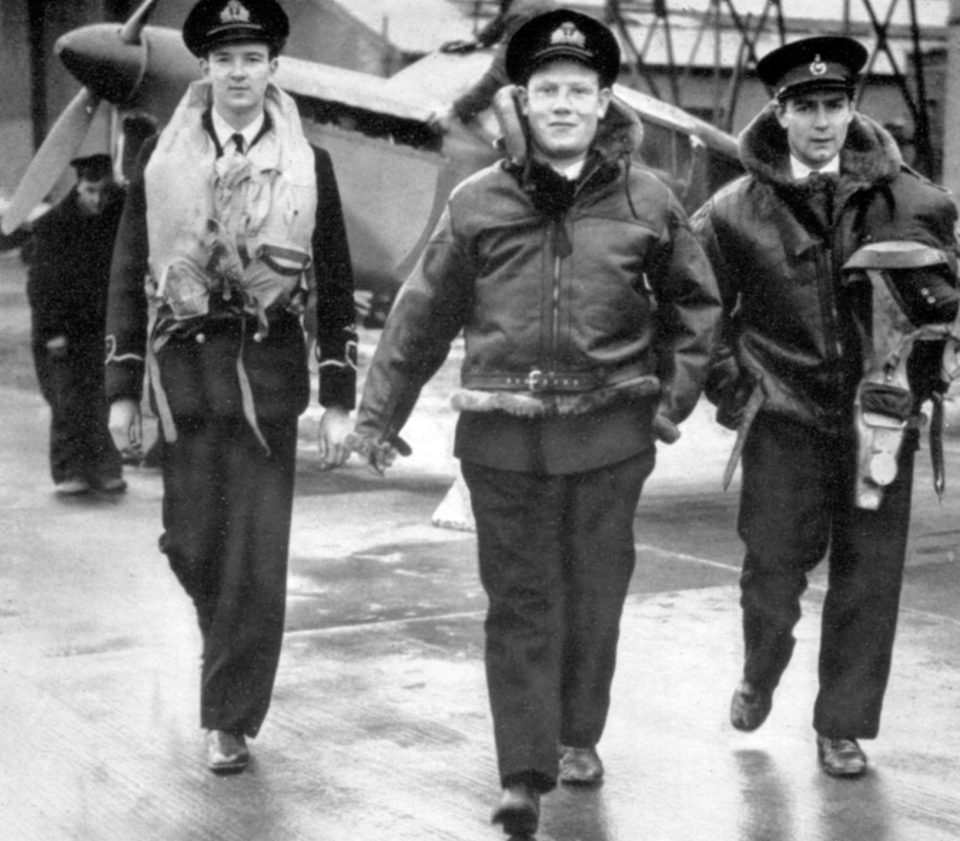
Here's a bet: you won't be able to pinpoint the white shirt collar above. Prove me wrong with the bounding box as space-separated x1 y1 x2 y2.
557 159 585 180
790 154 840 181
211 109 265 153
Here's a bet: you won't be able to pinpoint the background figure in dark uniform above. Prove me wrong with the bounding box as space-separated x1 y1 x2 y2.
691 36 959 778
27 153 126 496
352 10 719 836
106 0 356 774
429 0 557 133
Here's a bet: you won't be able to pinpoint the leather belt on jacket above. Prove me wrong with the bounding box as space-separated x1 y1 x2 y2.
463 363 648 394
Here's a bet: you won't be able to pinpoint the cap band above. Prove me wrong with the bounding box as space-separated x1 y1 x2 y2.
776 59 854 97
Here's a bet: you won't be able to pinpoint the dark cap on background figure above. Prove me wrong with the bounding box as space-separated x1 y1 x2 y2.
505 8 621 87
757 35 868 100
70 153 113 181
182 0 290 58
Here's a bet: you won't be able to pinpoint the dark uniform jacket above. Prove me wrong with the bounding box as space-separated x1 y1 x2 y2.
356 103 720 474
105 128 356 421
28 185 126 348
691 104 958 434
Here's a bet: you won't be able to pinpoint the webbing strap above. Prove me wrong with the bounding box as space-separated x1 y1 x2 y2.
145 306 178 444
236 320 271 455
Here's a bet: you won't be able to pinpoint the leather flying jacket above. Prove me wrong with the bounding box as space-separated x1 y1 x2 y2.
691 103 958 434
355 101 720 448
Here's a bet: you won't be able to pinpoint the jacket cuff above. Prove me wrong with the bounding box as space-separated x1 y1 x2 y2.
318 363 356 410
105 360 144 403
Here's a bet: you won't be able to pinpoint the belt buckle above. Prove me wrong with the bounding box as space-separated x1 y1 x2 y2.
526 369 546 392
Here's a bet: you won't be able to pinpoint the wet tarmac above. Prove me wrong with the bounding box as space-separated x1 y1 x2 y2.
3 252 960 840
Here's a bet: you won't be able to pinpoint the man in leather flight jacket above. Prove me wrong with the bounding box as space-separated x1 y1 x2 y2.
691 35 959 778
350 10 719 836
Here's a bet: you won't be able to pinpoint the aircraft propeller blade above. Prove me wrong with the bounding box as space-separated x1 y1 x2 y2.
1 86 100 235
119 0 160 45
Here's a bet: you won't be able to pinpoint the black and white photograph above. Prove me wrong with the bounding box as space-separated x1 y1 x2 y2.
2 1 960 838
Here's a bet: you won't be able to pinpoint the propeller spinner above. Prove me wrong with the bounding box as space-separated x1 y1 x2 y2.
1 0 159 235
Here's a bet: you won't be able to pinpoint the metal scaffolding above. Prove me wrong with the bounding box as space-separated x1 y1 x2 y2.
605 0 939 175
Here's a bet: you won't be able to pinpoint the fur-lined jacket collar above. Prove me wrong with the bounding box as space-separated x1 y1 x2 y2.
738 101 902 193
502 96 644 219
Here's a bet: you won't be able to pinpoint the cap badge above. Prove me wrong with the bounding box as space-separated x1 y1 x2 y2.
220 0 251 24
551 22 586 49
810 54 827 76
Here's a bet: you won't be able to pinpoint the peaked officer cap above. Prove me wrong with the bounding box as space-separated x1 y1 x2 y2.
505 9 621 88
183 0 289 58
70 153 113 181
757 35 867 100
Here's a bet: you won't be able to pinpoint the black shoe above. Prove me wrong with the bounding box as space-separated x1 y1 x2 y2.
93 475 127 494
491 782 540 837
54 476 91 496
730 679 772 731
817 735 867 778
559 744 604 785
206 730 249 774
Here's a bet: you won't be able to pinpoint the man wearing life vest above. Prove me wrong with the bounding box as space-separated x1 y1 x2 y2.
105 0 356 774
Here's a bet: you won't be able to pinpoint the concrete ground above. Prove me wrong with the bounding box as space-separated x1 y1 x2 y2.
3 249 960 840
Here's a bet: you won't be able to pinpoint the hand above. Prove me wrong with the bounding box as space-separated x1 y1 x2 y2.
716 377 756 431
46 335 68 358
343 431 412 476
109 398 142 458
653 414 681 444
440 38 478 54
427 105 456 135
317 406 353 470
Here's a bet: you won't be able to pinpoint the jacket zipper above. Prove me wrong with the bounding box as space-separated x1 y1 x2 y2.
821 193 852 396
546 161 603 364
550 247 562 361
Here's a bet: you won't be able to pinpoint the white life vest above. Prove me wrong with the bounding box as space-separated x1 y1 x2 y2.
145 79 317 339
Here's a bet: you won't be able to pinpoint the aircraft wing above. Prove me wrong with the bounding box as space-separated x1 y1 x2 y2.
612 83 740 161
277 55 442 124
383 49 496 104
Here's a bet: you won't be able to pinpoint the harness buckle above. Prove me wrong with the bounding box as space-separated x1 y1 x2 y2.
526 369 546 392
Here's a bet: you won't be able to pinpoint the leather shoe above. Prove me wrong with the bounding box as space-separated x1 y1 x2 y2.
559 744 604 785
817 735 867 778
206 730 249 774
730 679 772 731
54 477 90 496
491 782 539 837
93 476 127 494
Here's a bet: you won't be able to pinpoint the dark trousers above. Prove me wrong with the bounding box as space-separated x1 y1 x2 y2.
160 414 298 738
738 412 915 738
33 340 121 484
462 451 655 791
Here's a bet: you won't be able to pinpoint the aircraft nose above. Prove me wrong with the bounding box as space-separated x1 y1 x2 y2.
56 24 146 104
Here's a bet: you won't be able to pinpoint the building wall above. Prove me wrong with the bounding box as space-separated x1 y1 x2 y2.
0 0 127 200
0 0 32 196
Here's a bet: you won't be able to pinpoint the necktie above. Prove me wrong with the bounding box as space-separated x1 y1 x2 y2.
231 132 245 155
804 171 836 230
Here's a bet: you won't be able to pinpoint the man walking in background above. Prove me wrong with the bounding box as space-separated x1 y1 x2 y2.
28 153 126 496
